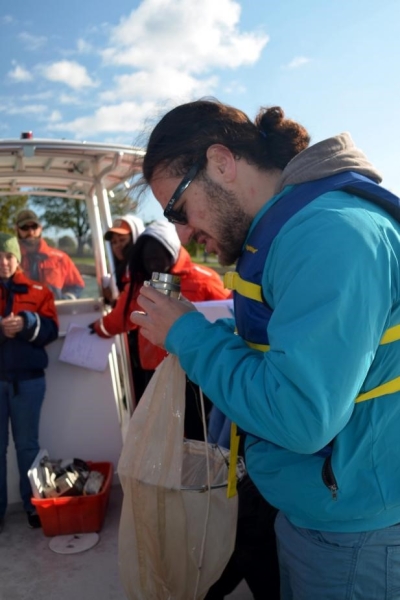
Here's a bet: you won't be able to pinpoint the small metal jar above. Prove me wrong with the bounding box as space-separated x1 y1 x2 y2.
150 272 181 298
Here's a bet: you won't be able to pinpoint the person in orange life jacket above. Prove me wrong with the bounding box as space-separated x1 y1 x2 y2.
0 234 58 533
92 220 231 440
102 214 144 305
15 209 85 300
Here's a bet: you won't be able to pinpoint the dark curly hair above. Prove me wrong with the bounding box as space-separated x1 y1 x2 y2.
142 98 310 182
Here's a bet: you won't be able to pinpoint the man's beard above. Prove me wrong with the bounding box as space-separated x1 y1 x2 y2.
201 174 253 266
19 237 40 251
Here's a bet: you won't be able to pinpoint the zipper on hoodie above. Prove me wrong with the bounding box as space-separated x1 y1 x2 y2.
322 455 339 500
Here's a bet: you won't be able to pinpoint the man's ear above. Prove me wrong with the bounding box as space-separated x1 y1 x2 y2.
205 144 237 183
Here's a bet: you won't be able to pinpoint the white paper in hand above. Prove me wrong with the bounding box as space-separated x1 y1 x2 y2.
59 323 114 372
193 299 234 322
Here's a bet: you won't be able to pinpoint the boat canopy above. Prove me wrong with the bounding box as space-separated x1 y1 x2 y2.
0 136 144 200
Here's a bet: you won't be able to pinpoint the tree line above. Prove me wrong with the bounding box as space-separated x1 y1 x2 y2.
0 186 139 257
0 189 209 261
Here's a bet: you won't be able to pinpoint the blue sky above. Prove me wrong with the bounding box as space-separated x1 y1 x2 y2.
1 0 399 222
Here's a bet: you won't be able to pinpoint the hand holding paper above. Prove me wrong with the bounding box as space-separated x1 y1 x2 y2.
59 323 114 372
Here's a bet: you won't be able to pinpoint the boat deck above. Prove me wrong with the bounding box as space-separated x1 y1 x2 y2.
1 485 252 600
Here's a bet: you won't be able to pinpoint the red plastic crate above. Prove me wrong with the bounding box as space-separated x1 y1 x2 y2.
31 461 113 537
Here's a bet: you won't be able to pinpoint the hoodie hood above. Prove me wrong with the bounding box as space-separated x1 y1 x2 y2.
104 214 144 242
139 220 181 263
276 133 382 194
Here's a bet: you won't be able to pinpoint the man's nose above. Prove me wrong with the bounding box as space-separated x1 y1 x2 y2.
175 223 194 245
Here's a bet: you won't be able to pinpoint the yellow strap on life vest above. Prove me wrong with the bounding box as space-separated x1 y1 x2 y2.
224 271 262 302
246 340 270 352
356 376 400 403
227 422 240 498
225 270 400 482
245 322 400 403
245 324 400 402
355 325 400 401
380 324 400 345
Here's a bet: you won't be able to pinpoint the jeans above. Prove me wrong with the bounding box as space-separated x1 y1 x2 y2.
0 378 45 518
275 511 400 600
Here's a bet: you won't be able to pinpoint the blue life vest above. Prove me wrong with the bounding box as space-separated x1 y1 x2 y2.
223 172 400 459
225 171 400 350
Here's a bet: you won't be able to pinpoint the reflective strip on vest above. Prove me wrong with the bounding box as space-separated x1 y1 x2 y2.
225 270 400 404
99 319 113 337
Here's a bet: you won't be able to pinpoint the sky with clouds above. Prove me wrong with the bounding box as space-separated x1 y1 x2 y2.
1 0 400 219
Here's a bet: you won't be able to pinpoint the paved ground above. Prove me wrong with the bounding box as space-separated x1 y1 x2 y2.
1 486 253 600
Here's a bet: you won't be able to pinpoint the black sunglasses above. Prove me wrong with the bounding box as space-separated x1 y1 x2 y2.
19 224 40 231
163 161 202 225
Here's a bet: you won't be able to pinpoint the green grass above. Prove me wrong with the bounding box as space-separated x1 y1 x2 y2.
191 254 234 276
72 255 95 265
72 252 234 277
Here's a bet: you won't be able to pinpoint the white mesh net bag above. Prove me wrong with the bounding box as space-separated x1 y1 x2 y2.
118 354 238 600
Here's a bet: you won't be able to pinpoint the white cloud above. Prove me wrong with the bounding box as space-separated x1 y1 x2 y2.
45 0 269 136
8 63 33 82
40 61 96 90
20 91 54 101
76 38 93 53
100 67 218 102
59 93 82 105
49 101 157 136
103 0 268 71
2 15 14 25
1 104 47 116
98 0 268 103
18 31 47 50
48 110 62 123
0 98 60 129
284 56 311 69
223 80 247 94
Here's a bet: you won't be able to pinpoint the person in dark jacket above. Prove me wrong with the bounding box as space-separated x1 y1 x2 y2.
0 233 58 532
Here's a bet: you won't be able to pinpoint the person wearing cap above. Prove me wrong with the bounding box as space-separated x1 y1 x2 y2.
103 215 144 304
0 233 58 532
15 209 85 300
91 220 231 438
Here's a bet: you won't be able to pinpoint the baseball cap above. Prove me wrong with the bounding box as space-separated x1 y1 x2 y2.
16 209 41 228
104 218 134 241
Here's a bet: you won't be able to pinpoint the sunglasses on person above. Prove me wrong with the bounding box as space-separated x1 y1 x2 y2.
163 161 202 225
18 224 40 231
